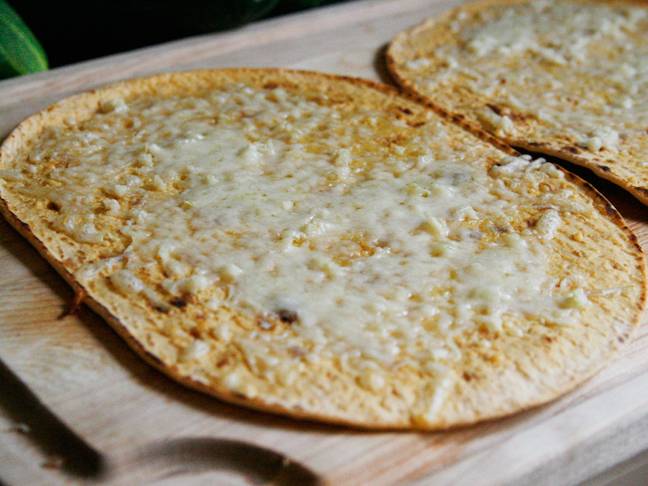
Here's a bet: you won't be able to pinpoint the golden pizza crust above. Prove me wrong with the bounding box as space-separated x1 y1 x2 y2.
0 69 645 429
386 0 648 204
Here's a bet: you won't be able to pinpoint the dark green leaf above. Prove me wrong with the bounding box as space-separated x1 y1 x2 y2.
0 0 48 79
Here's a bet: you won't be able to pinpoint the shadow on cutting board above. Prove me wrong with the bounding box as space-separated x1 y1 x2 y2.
0 354 323 484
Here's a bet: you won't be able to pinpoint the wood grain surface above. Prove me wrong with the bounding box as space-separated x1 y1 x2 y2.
1 1 648 485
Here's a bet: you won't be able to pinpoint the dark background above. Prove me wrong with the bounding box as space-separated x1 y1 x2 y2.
9 0 346 68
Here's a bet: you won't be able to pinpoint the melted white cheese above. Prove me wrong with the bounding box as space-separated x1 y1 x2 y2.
418 0 648 150
14 84 587 373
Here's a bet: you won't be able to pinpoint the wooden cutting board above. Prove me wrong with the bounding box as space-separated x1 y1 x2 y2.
2 1 648 484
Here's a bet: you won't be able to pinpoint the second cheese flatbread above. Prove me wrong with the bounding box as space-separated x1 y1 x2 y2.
386 0 648 204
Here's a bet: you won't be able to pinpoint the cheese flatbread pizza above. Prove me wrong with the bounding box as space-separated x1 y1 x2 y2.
0 69 645 429
387 0 648 204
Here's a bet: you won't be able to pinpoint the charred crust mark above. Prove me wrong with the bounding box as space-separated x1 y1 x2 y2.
543 336 554 344
596 164 612 173
170 296 188 309
635 186 648 197
603 201 617 218
527 141 540 146
398 106 414 115
462 371 474 382
46 201 61 212
263 82 279 90
431 105 453 120
153 304 170 314
216 357 231 368
277 309 299 324
486 103 504 116
564 146 581 154
451 113 466 123
618 335 626 344
486 103 530 122
406 121 426 128
509 112 530 122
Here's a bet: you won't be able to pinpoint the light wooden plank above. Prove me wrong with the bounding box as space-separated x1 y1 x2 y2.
0 1 647 485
